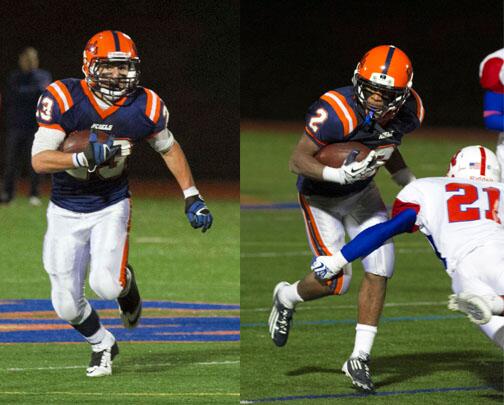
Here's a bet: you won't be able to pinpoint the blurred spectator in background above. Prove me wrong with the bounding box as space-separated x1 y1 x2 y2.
0 47 51 205
479 48 504 182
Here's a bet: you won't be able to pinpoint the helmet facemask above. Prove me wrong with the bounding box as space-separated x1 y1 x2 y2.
86 58 140 103
353 74 411 118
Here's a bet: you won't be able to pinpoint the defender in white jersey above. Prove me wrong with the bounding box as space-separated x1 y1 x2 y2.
312 146 504 375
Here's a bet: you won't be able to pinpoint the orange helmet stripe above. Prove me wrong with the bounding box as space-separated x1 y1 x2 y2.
410 89 424 123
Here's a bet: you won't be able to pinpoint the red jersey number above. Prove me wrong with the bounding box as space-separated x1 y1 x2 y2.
446 183 501 223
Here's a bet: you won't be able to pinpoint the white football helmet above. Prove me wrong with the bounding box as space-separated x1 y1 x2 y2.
447 145 501 182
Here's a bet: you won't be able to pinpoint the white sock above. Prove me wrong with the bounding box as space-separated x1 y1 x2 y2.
86 326 115 352
351 323 377 358
278 281 304 309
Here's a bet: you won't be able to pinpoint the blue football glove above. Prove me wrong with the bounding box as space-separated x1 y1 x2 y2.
185 195 213 233
76 132 120 172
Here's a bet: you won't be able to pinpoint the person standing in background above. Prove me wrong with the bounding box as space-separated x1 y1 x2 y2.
1 47 52 205
479 48 504 182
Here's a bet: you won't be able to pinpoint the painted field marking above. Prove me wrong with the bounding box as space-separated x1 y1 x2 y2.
0 391 239 397
240 385 496 403
5 360 239 372
0 300 240 344
243 300 448 312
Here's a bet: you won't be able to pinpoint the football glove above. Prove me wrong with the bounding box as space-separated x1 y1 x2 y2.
185 195 213 233
341 150 378 184
310 255 343 281
75 132 120 172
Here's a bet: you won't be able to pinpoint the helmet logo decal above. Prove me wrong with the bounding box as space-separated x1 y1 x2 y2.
86 41 98 55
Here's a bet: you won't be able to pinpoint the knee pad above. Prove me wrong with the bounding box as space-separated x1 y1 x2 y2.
326 263 352 295
89 269 123 300
51 291 86 324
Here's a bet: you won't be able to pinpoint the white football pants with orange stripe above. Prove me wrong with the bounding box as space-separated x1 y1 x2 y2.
43 199 130 324
299 182 395 295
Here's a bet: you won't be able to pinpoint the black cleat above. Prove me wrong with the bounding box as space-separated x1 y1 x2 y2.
117 265 142 328
341 354 375 393
87 342 119 377
268 282 295 347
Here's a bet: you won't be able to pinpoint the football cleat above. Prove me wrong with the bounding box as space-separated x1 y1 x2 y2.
268 281 295 347
448 293 492 325
87 342 119 377
342 353 375 393
117 265 142 328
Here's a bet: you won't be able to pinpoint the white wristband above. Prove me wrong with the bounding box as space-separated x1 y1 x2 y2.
331 250 349 268
183 186 200 198
391 167 416 187
322 166 346 184
72 152 87 168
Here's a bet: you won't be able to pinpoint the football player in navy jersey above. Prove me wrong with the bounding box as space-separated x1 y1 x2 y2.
268 45 424 392
31 31 213 377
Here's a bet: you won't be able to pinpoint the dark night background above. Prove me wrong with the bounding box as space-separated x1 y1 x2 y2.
0 0 239 181
241 0 503 127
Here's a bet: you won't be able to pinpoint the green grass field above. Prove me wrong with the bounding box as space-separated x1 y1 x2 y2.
0 197 239 404
240 129 503 404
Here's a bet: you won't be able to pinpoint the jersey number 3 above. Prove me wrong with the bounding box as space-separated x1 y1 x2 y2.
446 183 501 223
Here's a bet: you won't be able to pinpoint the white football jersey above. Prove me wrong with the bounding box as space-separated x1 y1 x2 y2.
393 177 504 273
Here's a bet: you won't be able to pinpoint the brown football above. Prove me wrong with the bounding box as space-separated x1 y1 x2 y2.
315 141 370 168
59 129 110 153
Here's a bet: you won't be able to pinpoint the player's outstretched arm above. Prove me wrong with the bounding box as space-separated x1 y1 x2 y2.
311 209 417 280
161 142 213 232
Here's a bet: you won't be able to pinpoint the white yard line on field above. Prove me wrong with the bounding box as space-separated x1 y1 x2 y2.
0 391 239 397
5 360 239 372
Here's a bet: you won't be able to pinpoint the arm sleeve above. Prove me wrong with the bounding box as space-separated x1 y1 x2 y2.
483 90 504 131
146 128 175 153
340 208 417 262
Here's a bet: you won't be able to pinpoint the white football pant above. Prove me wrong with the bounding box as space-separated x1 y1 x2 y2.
451 241 504 348
299 182 394 295
43 199 131 324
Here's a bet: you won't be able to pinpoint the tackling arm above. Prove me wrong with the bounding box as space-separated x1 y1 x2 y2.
311 209 418 280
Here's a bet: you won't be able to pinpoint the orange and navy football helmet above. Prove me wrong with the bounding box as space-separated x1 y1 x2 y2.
82 31 140 101
352 45 413 118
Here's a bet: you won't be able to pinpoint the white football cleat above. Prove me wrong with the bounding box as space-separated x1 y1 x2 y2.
448 293 492 325
86 341 119 377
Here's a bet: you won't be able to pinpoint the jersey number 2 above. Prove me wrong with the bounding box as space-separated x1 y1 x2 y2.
446 183 501 223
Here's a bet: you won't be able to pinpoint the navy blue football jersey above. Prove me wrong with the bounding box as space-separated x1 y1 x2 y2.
298 85 424 197
36 78 168 212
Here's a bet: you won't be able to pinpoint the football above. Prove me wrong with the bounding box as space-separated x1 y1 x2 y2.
59 129 110 153
315 141 371 168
